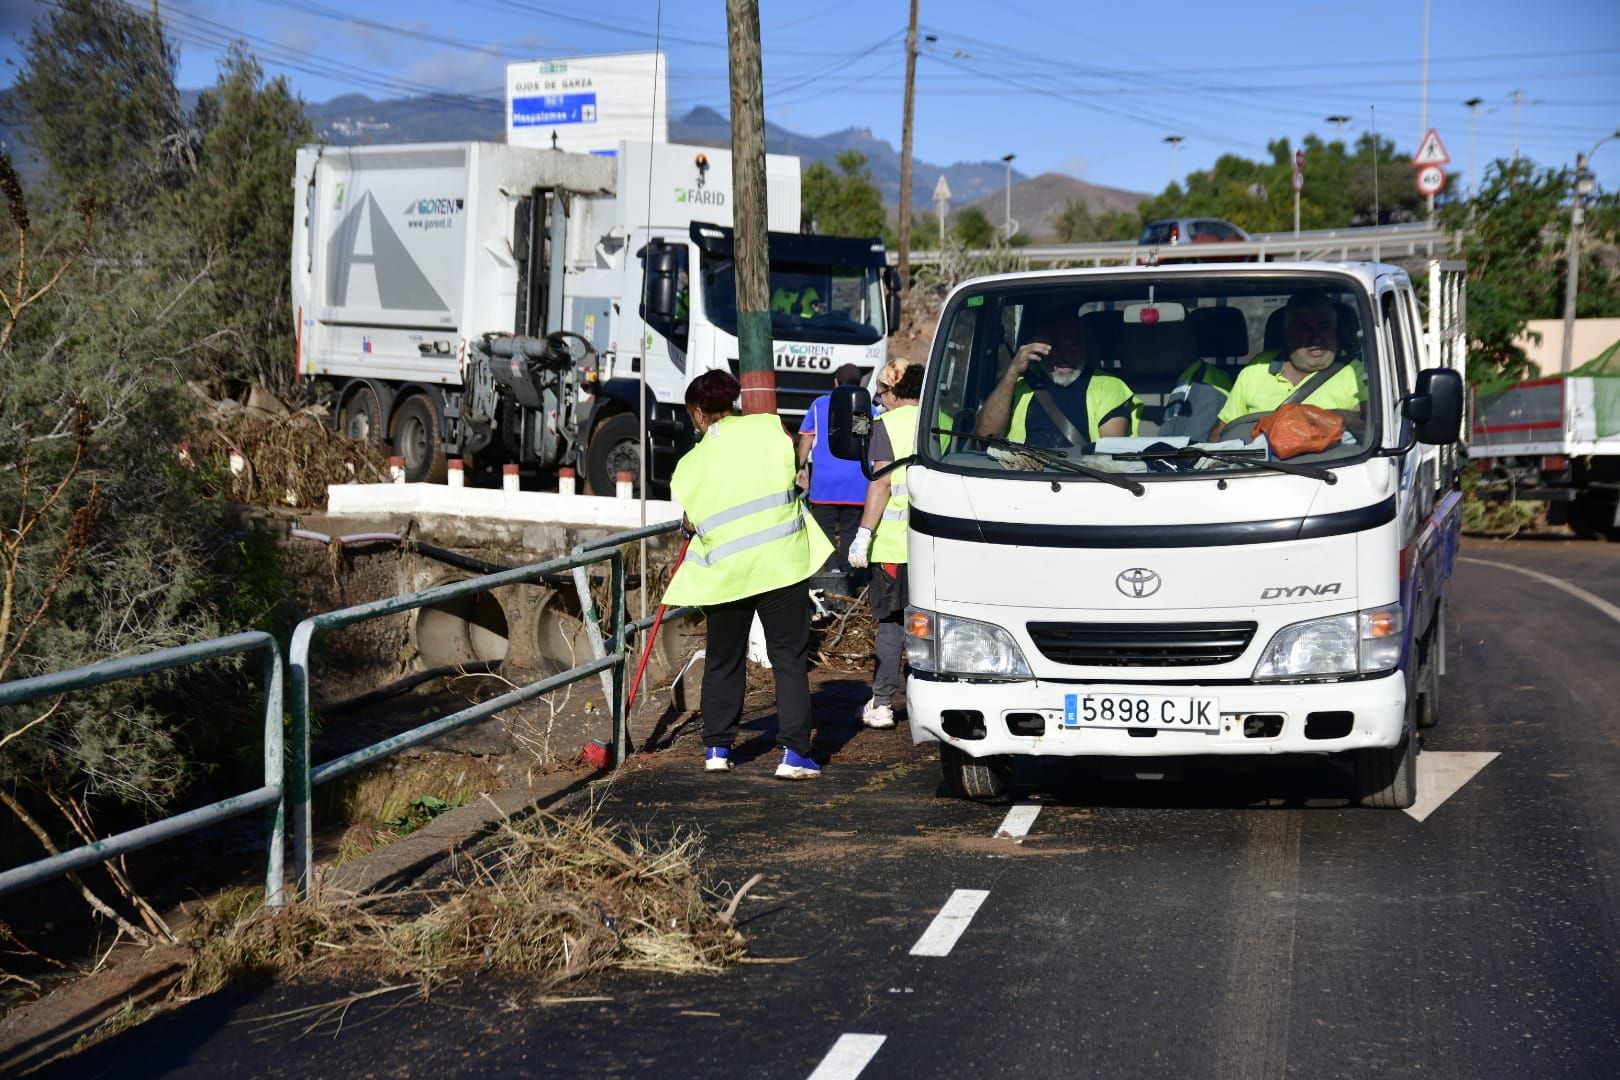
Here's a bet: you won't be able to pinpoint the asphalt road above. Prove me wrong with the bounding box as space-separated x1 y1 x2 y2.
48 536 1620 1078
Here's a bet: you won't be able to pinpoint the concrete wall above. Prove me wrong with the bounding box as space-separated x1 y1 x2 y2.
1516 318 1620 375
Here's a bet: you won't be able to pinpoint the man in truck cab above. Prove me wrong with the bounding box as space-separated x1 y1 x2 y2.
770 273 826 320
1210 290 1366 441
974 304 1139 449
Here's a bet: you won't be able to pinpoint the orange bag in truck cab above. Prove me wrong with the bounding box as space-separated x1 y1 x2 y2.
1254 403 1345 458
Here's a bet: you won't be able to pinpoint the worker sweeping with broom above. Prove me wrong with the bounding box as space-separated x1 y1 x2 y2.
661 370 833 779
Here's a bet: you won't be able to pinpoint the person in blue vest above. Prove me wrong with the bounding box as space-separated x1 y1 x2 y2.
663 370 834 780
796 363 871 576
975 305 1139 448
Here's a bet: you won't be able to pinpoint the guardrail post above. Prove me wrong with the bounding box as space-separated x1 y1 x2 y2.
289 621 314 899
262 643 287 907
611 550 629 766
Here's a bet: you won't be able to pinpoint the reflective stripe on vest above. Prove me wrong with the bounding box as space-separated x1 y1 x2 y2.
693 488 798 538
684 506 808 568
872 404 918 563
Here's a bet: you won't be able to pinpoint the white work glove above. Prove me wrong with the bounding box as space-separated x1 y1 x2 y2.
847 527 873 569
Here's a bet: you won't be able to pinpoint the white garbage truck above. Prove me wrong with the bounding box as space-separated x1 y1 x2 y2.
290 140 900 490
829 259 1466 808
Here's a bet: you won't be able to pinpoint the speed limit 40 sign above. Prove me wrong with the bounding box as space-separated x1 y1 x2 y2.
1416 164 1446 195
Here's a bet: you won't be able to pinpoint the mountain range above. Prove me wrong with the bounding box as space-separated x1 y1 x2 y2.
1 90 1149 241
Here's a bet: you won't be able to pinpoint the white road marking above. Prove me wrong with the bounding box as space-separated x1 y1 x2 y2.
995 802 1042 840
807 1034 886 1080
1459 557 1620 626
1406 751 1501 823
909 888 990 957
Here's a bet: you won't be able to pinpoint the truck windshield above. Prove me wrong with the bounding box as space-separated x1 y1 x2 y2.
699 257 885 344
925 275 1379 479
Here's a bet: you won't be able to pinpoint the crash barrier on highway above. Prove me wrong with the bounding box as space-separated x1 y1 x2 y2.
0 633 287 905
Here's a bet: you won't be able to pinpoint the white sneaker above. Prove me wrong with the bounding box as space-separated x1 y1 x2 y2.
704 747 733 772
862 699 895 729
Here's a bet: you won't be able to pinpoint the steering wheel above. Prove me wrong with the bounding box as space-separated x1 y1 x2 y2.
544 330 594 367
1217 412 1271 443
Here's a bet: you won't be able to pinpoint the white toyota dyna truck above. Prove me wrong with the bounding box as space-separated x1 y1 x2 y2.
831 259 1466 808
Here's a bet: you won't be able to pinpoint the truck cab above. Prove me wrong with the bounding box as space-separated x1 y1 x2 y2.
832 261 1465 808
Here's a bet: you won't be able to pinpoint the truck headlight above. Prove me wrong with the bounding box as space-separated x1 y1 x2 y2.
905 608 1031 680
1253 604 1404 681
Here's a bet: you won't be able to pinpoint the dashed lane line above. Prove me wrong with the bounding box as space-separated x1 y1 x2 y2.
1459 556 1620 626
994 802 1042 840
909 889 991 957
807 1034 886 1080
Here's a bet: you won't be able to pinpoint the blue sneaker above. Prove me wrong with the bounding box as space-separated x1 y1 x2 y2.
704 746 733 772
775 748 821 780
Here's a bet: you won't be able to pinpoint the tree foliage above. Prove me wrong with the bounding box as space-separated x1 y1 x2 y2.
1053 199 1139 243
1439 157 1620 382
1135 134 1429 233
952 205 994 248
191 45 314 389
801 150 887 239
12 0 191 218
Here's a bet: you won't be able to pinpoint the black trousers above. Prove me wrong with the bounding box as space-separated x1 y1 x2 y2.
700 580 814 756
810 501 863 574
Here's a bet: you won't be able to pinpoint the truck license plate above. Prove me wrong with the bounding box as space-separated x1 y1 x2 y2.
1062 693 1220 733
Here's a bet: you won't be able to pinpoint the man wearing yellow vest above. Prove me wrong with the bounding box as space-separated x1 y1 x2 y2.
975 305 1139 448
847 361 923 729
664 371 834 779
1211 290 1367 441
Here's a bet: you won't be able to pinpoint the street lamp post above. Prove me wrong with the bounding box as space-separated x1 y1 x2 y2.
1163 135 1184 191
1560 130 1620 373
1001 152 1016 244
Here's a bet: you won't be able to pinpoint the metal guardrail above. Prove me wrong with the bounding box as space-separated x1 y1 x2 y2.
0 632 287 906
0 520 701 906
906 222 1454 268
568 519 697 750
288 546 630 896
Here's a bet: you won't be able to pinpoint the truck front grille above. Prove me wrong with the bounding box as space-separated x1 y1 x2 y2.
1026 620 1257 667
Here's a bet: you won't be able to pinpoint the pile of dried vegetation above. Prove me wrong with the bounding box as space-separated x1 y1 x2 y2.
810 588 877 672
182 808 751 999
189 384 391 510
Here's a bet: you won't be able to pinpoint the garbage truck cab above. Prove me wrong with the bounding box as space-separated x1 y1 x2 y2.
830 260 1466 808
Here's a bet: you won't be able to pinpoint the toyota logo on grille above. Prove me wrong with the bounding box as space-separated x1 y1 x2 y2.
1116 568 1162 598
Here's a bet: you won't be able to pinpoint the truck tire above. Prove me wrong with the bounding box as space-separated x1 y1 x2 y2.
340 384 382 444
1355 707 1418 809
1567 494 1619 542
586 412 642 496
1416 615 1443 730
940 743 1011 802
392 394 448 484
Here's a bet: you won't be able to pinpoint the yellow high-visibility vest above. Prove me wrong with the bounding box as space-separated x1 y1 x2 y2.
664 413 832 607
871 404 918 564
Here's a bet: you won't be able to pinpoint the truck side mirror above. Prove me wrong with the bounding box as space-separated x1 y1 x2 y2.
1405 368 1463 445
644 246 679 321
827 385 874 461
884 266 903 338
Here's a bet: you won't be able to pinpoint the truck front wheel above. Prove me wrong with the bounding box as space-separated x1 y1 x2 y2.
1355 704 1418 809
940 743 1011 802
392 394 448 483
586 412 642 496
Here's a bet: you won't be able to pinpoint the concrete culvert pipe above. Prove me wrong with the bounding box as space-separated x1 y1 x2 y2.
415 589 511 668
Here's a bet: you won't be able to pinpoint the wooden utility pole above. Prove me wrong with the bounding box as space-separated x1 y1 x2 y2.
726 0 776 415
897 0 919 289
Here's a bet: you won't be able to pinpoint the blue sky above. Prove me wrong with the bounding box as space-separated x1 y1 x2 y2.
4 0 1619 194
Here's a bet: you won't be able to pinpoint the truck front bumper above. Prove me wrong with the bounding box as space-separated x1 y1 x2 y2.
906 671 1407 758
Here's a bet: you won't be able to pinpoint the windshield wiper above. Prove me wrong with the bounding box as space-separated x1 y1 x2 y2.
932 427 1145 496
1120 445 1338 484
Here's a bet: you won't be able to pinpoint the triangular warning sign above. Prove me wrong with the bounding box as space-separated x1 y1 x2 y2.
1413 129 1450 167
